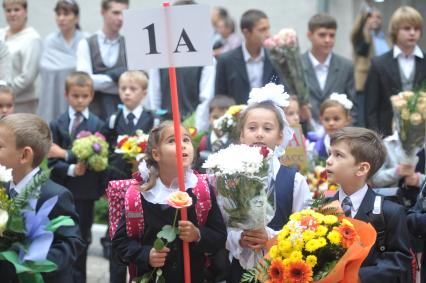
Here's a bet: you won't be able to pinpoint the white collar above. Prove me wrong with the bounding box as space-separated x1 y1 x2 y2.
10 167 40 195
123 104 143 121
393 45 424 59
272 157 281 180
242 42 265 62
97 30 120 44
68 107 89 120
308 51 332 68
141 170 198 205
338 183 368 215
384 131 399 142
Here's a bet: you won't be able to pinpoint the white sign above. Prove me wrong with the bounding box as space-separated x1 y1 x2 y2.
122 5 213 70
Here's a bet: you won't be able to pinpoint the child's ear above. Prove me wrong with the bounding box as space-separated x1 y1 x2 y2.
152 147 160 162
356 161 370 178
20 146 34 166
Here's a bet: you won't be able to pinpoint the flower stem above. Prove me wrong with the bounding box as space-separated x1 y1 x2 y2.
172 208 179 228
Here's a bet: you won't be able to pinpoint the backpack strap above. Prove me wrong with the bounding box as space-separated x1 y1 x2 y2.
193 173 211 226
124 179 144 238
369 195 386 252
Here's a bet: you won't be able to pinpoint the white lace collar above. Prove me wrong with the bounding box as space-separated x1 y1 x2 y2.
141 170 198 205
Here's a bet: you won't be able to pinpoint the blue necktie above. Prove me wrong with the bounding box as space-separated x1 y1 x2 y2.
127 113 136 132
341 196 353 217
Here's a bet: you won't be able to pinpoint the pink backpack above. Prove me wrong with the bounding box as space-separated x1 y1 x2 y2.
106 172 212 282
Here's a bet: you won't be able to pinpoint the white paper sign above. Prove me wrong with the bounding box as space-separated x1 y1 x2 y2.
122 4 213 70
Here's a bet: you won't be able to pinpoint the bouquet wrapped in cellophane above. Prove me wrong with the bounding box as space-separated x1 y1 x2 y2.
203 144 275 230
264 28 309 105
390 90 426 164
213 105 247 142
71 131 109 171
242 205 376 283
0 166 75 283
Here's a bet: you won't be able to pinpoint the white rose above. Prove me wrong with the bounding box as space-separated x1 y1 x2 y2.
0 209 9 236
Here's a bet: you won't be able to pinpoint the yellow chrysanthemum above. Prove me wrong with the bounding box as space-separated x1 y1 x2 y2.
317 237 327 248
290 251 303 261
293 238 305 251
302 230 315 242
269 245 279 259
227 105 242 116
313 212 324 223
327 230 341 245
324 215 338 225
278 239 292 253
316 225 328 236
278 226 290 240
306 255 317 268
305 239 320 252
290 212 302 221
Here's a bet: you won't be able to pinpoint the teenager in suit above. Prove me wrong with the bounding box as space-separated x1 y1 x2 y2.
326 127 412 283
0 113 84 283
47 71 105 283
365 6 426 137
215 9 283 105
301 14 356 133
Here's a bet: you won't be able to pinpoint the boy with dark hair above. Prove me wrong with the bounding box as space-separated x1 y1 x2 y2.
327 127 412 283
0 113 84 283
301 13 356 132
215 9 283 104
48 71 105 283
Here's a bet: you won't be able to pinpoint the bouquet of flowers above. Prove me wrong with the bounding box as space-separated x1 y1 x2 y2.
71 131 109 172
264 28 309 105
213 105 247 141
115 129 149 163
202 144 274 229
0 166 75 283
242 208 376 283
391 91 426 164
306 166 339 199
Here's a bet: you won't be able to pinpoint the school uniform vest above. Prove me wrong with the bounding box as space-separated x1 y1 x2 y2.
399 63 415 91
268 166 296 231
159 67 203 118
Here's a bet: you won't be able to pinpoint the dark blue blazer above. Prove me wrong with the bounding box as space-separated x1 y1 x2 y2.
101 109 154 180
333 188 412 283
49 112 106 200
0 179 84 283
215 46 284 104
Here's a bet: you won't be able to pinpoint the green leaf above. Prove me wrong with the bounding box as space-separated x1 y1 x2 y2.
156 275 165 283
0 250 57 274
7 215 25 233
153 238 164 251
46 216 75 232
139 272 152 283
157 225 178 243
156 268 163 277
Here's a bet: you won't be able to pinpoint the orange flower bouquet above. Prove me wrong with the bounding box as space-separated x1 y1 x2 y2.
241 209 376 283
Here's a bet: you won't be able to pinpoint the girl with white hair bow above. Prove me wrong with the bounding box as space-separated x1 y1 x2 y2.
226 83 312 283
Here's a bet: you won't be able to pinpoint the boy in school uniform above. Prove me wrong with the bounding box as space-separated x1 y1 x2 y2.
0 113 84 283
326 127 412 283
47 71 105 283
102 70 155 180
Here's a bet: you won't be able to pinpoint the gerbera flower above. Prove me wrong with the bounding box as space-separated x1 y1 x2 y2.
284 260 313 283
335 222 359 248
268 259 286 283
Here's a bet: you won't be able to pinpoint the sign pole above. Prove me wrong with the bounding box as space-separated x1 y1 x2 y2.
162 2 191 283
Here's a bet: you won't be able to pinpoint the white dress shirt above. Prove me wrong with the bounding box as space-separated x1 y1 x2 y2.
10 167 40 195
146 63 216 132
122 104 143 126
338 184 369 218
226 157 312 269
393 45 424 79
76 31 120 94
308 52 332 91
242 42 265 89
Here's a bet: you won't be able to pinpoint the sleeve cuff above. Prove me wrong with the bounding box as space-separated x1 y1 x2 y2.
67 165 76 177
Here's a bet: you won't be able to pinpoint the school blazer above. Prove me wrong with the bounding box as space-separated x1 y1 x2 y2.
332 188 412 283
49 112 106 200
0 180 84 283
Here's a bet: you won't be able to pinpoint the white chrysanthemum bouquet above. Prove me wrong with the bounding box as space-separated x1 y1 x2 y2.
203 144 275 229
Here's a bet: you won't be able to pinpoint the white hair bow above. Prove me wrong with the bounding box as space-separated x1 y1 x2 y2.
329 93 353 110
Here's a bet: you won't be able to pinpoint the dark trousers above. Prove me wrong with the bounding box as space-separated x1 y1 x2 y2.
73 200 95 283
226 258 245 283
90 92 121 122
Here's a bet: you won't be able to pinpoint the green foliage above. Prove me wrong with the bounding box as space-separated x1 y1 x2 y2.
94 197 108 224
157 225 178 243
